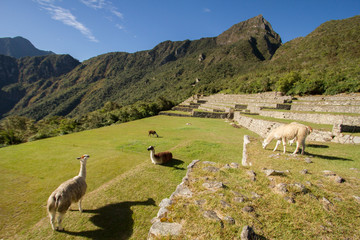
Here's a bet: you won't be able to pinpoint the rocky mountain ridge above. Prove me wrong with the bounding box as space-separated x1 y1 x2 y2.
0 15 281 120
0 36 54 58
1 15 359 121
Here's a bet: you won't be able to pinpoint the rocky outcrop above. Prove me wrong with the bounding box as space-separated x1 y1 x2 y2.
148 160 199 239
216 15 282 60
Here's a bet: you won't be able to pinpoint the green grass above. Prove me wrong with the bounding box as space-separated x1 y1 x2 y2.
1 115 359 239
0 115 254 239
168 136 360 239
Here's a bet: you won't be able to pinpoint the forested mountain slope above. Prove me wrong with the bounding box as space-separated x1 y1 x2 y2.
1 15 359 121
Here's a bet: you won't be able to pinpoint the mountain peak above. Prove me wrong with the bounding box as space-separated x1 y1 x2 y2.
216 15 281 46
0 36 54 59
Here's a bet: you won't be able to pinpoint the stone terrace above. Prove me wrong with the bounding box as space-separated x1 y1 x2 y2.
161 92 360 144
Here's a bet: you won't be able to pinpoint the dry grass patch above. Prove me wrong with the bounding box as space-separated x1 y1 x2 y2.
165 136 360 239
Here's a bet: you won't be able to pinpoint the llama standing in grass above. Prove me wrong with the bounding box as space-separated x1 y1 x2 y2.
262 122 312 155
148 130 159 137
147 146 172 164
47 154 89 231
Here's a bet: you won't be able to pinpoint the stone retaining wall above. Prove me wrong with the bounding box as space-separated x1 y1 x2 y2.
192 111 232 119
258 110 360 126
233 112 360 144
296 93 360 101
172 106 194 112
202 94 291 105
292 100 360 106
159 112 191 117
291 104 360 114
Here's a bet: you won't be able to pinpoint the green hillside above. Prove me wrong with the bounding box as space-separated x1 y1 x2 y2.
224 15 360 95
1 15 282 120
1 15 360 121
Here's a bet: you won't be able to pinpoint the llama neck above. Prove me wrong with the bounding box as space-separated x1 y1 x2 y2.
265 133 274 144
78 161 87 178
149 150 159 163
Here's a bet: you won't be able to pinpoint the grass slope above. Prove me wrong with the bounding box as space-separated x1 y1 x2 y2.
0 116 253 239
168 139 360 239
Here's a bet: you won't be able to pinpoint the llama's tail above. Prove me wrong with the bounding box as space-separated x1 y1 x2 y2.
54 194 62 210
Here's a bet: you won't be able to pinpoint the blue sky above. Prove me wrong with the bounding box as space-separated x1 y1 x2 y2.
1 0 359 61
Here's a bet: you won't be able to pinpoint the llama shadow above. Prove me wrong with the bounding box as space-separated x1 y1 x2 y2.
63 198 155 239
309 153 352 161
307 144 329 149
161 158 185 170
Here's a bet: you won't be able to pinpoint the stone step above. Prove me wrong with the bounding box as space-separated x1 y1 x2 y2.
291 104 360 114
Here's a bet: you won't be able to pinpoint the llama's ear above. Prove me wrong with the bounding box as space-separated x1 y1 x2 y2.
77 157 81 160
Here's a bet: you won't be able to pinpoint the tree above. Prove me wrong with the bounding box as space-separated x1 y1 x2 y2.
276 71 301 94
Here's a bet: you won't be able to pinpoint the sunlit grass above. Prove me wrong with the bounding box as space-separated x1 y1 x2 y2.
169 136 360 239
1 115 359 239
0 115 253 239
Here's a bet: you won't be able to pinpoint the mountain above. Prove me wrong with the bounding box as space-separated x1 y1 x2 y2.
0 36 54 58
1 15 359 121
0 54 80 118
229 15 360 95
0 15 281 120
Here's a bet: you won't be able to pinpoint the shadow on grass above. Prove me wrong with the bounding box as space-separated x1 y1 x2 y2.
63 198 155 239
161 158 185 170
307 144 329 149
308 153 353 161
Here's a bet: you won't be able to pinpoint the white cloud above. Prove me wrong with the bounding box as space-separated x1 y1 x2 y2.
115 24 124 30
204 8 211 13
80 0 124 20
35 0 99 42
36 0 56 4
110 8 124 19
80 0 105 10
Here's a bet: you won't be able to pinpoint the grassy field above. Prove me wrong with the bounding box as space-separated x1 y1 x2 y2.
168 139 360 239
1 115 359 239
0 115 255 239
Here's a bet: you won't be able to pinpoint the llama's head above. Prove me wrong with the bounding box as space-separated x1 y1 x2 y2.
77 154 90 163
306 126 313 133
147 146 155 151
262 140 268 149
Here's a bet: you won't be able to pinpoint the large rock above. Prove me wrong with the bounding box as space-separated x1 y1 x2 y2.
240 225 257 240
148 221 182 239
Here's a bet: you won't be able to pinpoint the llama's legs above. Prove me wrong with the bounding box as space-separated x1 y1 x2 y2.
301 141 305 155
282 139 286 154
78 199 83 213
48 210 56 230
293 141 300 155
273 140 281 152
56 212 65 231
